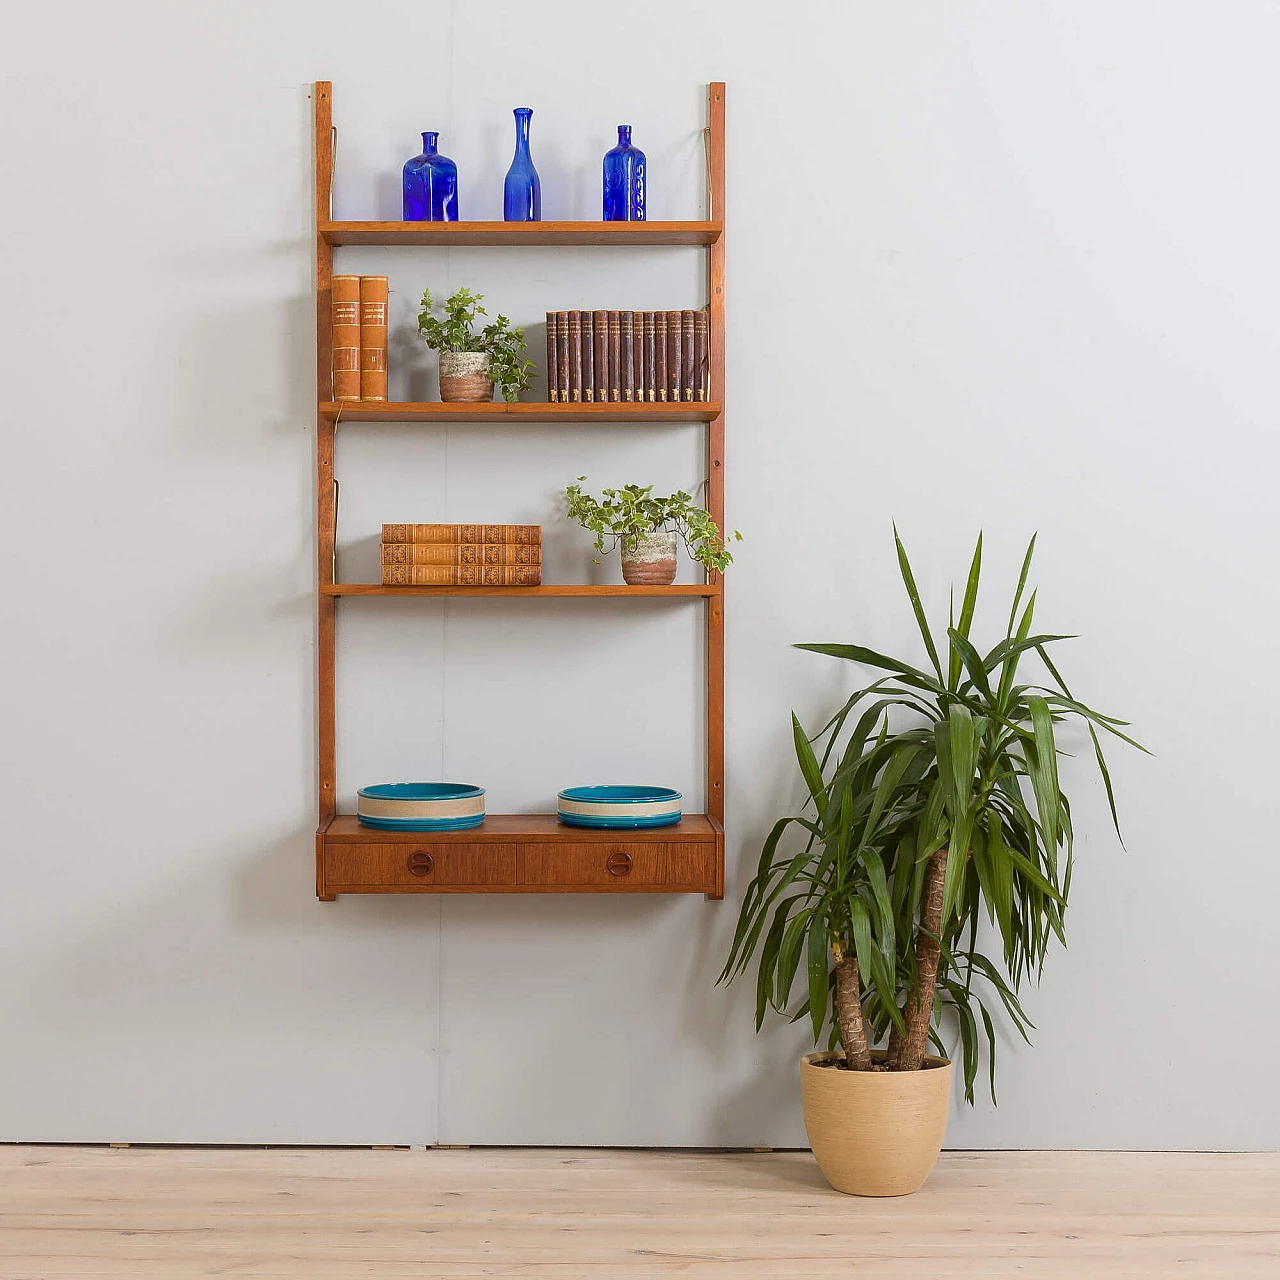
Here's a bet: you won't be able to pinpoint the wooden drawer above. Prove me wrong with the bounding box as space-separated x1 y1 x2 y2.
324 842 517 890
517 843 715 890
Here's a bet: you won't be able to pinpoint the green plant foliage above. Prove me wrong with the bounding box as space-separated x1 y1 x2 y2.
416 286 533 402
720 530 1145 1103
564 479 742 574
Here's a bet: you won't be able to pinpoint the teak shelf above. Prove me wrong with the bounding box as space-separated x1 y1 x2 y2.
320 221 721 247
313 81 727 900
321 401 723 423
323 584 718 598
319 815 724 897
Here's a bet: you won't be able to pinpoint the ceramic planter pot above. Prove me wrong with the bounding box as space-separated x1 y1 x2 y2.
800 1050 951 1196
439 351 494 402
620 531 677 586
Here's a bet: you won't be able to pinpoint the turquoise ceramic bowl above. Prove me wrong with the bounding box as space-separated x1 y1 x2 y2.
557 785 682 829
357 782 485 831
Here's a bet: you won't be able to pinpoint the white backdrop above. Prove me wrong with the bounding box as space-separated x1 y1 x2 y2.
2 0 1277 1149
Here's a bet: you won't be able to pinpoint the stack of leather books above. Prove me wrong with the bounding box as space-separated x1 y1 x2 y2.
381 524 543 586
546 309 710 403
332 276 388 402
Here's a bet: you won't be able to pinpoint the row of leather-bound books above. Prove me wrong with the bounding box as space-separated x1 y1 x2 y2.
546 309 710 404
380 524 543 587
332 276 388 401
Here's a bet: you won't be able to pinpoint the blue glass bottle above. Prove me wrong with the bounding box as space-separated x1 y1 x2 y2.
602 125 646 221
402 132 459 222
503 108 541 222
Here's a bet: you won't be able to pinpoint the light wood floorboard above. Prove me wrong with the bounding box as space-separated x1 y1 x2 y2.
1 1145 1276 1277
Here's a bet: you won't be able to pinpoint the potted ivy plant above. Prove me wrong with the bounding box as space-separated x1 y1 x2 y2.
417 286 533 403
721 531 1143 1196
564 479 740 585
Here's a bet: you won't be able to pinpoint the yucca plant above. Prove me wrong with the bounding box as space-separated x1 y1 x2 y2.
721 531 1144 1101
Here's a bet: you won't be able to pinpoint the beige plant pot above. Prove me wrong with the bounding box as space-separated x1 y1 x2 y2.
620 531 678 586
800 1050 952 1196
439 351 494 402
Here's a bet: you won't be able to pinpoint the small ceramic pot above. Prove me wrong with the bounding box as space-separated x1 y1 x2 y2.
621 531 677 586
800 1050 952 1196
439 351 494 402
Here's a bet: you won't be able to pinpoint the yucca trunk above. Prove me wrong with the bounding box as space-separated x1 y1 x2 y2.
832 946 872 1070
889 847 948 1071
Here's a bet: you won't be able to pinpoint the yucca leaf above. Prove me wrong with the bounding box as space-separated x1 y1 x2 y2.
1025 694 1060 859
795 642 943 696
1005 843 1063 901
806 907 830 1043
949 533 983 691
775 905 813 1013
847 897 874 992
979 1000 999 1105
949 627 997 705
792 713 828 822
860 847 896 966
894 525 946 685
1006 534 1037 638
755 905 792 1029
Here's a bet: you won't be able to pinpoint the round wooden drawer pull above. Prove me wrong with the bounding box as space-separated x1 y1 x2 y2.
606 851 633 877
406 851 435 877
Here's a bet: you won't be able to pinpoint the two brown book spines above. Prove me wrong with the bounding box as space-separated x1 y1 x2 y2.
546 309 710 403
380 524 543 586
333 276 388 402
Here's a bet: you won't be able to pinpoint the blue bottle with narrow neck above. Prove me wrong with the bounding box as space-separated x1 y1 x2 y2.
402 132 459 222
503 108 541 222
602 125 646 221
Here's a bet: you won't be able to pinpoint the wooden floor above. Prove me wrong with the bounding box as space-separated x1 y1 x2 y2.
2 1145 1277 1277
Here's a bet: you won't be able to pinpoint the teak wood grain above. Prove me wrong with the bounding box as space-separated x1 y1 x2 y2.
706 83 727 863
324 814 719 843
314 82 337 855
320 220 721 246
320 817 719 895
320 400 723 423
313 83 727 900
322 583 719 598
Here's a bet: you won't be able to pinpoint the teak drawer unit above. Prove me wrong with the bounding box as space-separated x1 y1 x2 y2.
313 81 727 900
318 815 723 898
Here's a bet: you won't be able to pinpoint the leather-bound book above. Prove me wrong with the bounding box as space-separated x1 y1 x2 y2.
607 311 622 401
556 312 570 404
666 310 682 402
382 542 542 566
359 276 389 401
643 312 657 401
568 310 582 402
546 312 558 402
382 563 543 587
681 309 695 402
332 275 362 401
580 310 595 402
632 314 644 404
654 312 667 402
620 312 635 401
593 309 609 403
382 523 543 545
693 309 709 401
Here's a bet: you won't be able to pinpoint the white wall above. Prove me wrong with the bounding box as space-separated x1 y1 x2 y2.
2 0 1277 1150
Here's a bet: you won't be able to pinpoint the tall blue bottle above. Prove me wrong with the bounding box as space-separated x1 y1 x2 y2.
402 132 459 222
503 108 541 222
602 125 646 221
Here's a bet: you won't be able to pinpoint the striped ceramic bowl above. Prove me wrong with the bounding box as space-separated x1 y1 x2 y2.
356 782 485 831
557 785 682 829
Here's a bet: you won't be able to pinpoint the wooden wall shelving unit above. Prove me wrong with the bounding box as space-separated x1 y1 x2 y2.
312 81 726 901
